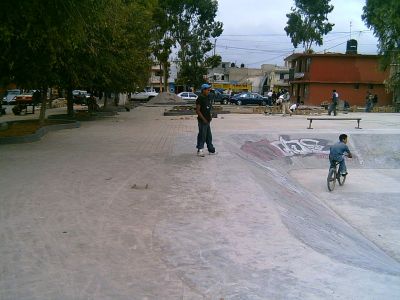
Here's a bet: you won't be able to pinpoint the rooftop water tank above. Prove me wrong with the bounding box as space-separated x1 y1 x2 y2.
346 39 358 54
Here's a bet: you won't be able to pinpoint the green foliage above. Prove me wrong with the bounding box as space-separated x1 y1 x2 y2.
0 0 155 93
205 55 222 68
285 0 334 50
362 0 400 67
362 0 400 95
155 0 223 90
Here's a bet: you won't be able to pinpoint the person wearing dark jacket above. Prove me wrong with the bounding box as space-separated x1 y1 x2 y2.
196 83 216 157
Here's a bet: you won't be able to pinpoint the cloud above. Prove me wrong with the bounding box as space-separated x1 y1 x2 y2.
215 0 378 66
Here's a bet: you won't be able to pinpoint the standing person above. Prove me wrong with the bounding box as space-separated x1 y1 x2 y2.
281 90 291 116
365 91 374 112
196 83 216 157
373 94 378 107
271 91 277 105
328 89 339 116
329 134 352 176
267 89 273 105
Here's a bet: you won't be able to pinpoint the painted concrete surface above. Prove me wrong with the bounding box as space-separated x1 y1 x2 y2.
0 107 399 299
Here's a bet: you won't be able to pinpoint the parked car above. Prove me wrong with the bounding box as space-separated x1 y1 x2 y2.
229 92 268 106
131 89 158 101
2 89 21 105
72 90 90 104
177 92 198 103
209 89 230 105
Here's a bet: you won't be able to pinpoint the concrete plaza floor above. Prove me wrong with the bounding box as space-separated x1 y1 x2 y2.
1 106 400 299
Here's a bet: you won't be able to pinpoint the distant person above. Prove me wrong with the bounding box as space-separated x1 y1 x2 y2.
271 91 277 104
196 83 216 157
328 89 339 116
290 102 299 113
329 134 352 176
32 90 41 105
365 91 374 112
343 100 350 113
372 94 378 106
281 90 291 116
265 90 273 106
88 95 99 112
373 94 378 108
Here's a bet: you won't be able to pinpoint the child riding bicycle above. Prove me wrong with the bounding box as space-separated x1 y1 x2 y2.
329 134 352 176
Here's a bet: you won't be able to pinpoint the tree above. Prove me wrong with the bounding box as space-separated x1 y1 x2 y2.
285 0 334 51
0 0 156 118
155 0 223 91
362 0 400 107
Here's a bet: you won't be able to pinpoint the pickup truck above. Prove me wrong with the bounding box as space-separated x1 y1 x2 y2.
131 89 158 101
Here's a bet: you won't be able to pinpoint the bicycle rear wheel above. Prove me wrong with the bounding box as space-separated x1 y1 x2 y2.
327 168 336 191
338 174 346 186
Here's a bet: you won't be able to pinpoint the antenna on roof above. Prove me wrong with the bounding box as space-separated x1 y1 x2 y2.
350 21 352 40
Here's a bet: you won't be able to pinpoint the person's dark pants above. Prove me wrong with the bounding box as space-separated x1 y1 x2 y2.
365 101 373 112
197 120 215 152
328 103 337 116
329 156 347 174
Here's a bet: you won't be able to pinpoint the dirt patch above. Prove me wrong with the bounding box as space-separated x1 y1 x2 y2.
147 92 186 104
0 119 72 137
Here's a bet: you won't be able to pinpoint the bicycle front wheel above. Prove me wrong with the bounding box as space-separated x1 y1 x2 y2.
327 168 336 191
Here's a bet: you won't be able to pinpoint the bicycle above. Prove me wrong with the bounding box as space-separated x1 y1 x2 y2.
327 159 347 192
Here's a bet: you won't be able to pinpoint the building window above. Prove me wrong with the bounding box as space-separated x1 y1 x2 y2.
298 60 302 72
221 75 225 81
280 73 284 80
305 58 311 72
368 84 374 89
222 63 225 68
354 83 359 89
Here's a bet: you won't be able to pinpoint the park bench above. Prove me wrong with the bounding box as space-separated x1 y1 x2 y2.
307 117 362 129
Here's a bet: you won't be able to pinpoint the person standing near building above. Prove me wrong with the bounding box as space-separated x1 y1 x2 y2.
196 83 216 157
281 90 291 116
328 89 339 116
365 91 375 112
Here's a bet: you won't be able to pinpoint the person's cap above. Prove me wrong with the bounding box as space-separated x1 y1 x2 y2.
201 83 212 90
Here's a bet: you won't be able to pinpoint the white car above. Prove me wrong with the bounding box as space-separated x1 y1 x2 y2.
131 89 158 101
177 92 198 103
2 89 21 105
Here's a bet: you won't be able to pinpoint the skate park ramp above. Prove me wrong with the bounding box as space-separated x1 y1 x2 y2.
232 132 400 270
160 131 400 298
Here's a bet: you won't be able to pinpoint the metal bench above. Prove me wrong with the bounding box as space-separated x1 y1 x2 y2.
307 117 362 129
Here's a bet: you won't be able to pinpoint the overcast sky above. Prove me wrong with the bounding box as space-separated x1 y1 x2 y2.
214 0 378 67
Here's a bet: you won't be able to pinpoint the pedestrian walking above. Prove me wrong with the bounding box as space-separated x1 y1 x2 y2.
328 89 339 116
196 83 216 157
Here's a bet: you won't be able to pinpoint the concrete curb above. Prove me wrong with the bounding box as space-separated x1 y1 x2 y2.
0 120 80 145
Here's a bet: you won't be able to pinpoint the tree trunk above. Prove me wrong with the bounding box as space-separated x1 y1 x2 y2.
163 61 169 92
103 92 108 108
39 86 47 125
67 87 74 117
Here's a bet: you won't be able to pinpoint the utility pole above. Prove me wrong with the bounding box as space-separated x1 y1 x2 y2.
350 21 352 39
